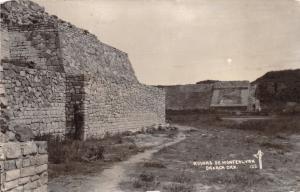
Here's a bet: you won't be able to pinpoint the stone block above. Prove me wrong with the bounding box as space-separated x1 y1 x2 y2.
3 179 19 191
4 160 16 171
21 166 35 177
22 158 31 167
31 174 40 181
35 155 47 166
5 169 20 182
21 142 37 155
35 164 47 174
0 132 8 143
15 159 22 169
19 176 31 185
10 186 23 192
24 180 37 190
0 86 5 95
0 161 4 173
4 142 21 159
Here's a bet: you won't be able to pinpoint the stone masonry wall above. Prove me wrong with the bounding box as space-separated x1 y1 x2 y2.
2 61 66 136
0 23 10 61
0 141 48 192
58 23 137 83
164 84 214 111
7 23 63 72
1 0 166 139
1 60 48 192
84 77 165 138
58 22 165 138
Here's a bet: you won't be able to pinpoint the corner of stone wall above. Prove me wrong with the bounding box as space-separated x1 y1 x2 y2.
0 141 48 192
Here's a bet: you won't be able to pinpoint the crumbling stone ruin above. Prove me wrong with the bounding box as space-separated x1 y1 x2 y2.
0 0 165 139
1 64 48 192
163 81 259 113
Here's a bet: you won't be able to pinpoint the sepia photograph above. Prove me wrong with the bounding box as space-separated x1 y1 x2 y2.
0 0 300 191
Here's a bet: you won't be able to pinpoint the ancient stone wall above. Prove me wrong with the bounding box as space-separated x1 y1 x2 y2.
0 141 48 192
57 23 137 83
1 0 166 139
0 23 10 61
7 23 63 72
164 84 214 111
2 61 66 136
84 77 165 138
1 61 48 192
58 23 165 138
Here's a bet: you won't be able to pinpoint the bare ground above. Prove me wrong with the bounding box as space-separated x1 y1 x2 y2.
48 129 183 192
48 115 300 192
120 115 300 192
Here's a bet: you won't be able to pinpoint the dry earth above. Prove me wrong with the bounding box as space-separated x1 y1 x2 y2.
48 115 300 192
120 115 300 192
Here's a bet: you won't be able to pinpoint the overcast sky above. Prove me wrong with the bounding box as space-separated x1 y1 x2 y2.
34 0 300 85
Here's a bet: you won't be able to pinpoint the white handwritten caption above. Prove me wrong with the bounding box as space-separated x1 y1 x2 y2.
192 150 263 171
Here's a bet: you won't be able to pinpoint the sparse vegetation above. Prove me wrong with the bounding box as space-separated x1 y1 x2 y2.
229 117 300 136
121 114 300 192
143 161 166 168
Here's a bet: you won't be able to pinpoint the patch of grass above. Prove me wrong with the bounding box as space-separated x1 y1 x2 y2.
131 173 160 190
229 117 300 136
163 183 194 192
139 172 155 182
172 172 192 183
208 170 268 187
35 135 105 164
143 161 166 168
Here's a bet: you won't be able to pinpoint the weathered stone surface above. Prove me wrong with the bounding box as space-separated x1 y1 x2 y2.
35 154 47 166
21 142 37 155
35 164 47 174
4 142 21 159
22 158 31 167
5 169 20 182
21 166 36 177
0 139 48 192
23 180 37 190
0 145 5 160
40 171 47 185
19 176 30 185
0 0 165 139
15 159 22 169
14 125 34 142
3 179 19 191
4 160 17 170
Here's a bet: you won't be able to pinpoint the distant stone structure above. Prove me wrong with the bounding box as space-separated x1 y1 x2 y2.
0 0 165 139
163 81 259 113
210 81 259 112
162 84 214 111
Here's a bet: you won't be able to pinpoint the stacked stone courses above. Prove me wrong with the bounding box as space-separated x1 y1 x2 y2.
0 141 48 192
0 0 165 139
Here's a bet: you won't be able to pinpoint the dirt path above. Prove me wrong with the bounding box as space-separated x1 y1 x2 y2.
49 130 186 192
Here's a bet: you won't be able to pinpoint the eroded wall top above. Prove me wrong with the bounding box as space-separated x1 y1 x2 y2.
1 0 139 84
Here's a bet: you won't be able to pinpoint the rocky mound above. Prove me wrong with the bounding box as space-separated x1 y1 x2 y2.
253 69 300 109
1 0 51 25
